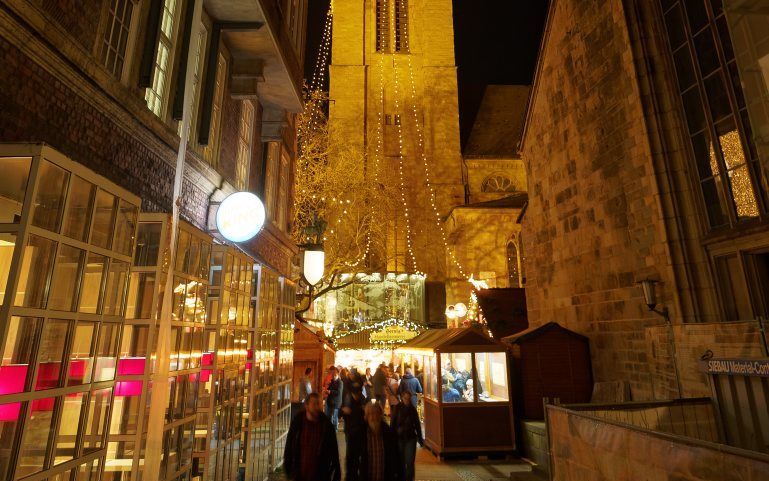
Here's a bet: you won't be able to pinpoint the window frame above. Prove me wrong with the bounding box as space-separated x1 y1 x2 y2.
145 0 183 120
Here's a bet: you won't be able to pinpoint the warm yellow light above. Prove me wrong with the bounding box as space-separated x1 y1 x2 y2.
303 248 325 286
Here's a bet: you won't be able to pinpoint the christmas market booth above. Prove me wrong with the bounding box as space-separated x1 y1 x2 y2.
292 320 335 405
397 328 514 457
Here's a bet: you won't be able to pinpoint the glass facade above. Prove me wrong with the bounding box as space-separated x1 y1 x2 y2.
0 145 139 481
0 148 296 480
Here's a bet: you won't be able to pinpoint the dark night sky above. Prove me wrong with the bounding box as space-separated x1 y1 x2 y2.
304 0 549 147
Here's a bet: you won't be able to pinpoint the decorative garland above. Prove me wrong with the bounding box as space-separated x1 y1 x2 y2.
331 317 423 342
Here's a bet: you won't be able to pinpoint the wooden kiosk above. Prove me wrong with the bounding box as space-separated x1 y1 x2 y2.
292 321 335 402
397 328 514 456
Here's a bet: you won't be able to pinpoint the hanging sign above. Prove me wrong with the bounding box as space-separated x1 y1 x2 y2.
370 325 419 343
699 358 769 377
215 192 266 242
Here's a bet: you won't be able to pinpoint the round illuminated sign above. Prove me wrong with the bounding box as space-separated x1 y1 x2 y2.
215 192 266 242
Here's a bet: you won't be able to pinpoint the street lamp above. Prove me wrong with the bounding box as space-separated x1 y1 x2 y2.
302 244 325 286
639 279 658 311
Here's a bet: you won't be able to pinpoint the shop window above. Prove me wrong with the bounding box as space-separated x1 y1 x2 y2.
441 353 473 403
35 319 70 391
715 254 753 320
63 176 95 242
126 272 156 319
69 321 97 386
49 244 85 311
92 190 117 249
114 199 138 257
0 233 16 306
83 389 113 453
146 0 180 117
15 234 56 308
16 395 57 477
80 253 107 314
100 0 136 79
0 316 41 394
0 403 21 479
32 160 69 233
134 222 162 267
95 323 120 382
54 392 86 465
103 260 130 317
474 352 509 402
0 157 31 223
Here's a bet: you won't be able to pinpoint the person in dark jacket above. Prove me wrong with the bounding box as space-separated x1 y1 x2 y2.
284 393 341 481
372 364 388 410
325 367 344 431
347 403 403 481
341 383 368 480
397 369 422 408
391 391 423 481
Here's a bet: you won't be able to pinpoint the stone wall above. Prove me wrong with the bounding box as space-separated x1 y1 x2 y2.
521 0 681 400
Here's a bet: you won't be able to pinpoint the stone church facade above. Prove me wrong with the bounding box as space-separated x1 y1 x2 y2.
522 0 769 400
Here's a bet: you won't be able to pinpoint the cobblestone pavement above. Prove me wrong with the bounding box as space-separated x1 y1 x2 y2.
270 432 544 481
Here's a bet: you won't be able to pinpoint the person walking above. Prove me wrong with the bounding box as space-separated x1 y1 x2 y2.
341 382 368 480
284 393 341 481
372 364 387 410
391 391 423 481
386 372 400 416
298 367 313 403
364 367 374 400
397 368 422 408
347 403 403 481
324 367 344 431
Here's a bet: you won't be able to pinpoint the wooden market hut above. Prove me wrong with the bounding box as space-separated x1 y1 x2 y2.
397 328 515 456
502 322 592 420
292 321 335 403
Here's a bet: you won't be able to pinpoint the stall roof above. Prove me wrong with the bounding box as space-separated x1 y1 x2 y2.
501 322 588 344
398 328 507 354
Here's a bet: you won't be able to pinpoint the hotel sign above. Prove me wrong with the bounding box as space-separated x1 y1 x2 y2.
370 325 419 343
699 358 769 378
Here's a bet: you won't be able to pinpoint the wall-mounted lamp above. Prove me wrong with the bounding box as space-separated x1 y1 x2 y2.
637 278 682 398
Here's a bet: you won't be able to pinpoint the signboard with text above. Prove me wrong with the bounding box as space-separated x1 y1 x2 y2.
698 358 769 378
370 325 419 343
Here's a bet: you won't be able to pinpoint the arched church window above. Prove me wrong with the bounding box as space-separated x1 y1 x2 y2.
507 241 520 288
518 232 526 286
482 174 515 193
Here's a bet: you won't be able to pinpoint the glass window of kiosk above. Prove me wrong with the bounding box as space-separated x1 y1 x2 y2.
440 352 509 403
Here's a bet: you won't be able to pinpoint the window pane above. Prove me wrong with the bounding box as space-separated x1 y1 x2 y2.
83 389 112 452
126 272 156 319
682 88 707 133
694 28 719 76
92 189 116 249
32 160 69 232
704 71 733 122
685 0 709 33
0 401 21 479
15 234 56 307
80 253 107 314
104 260 130 316
673 47 697 91
701 177 729 226
0 156 32 223
176 229 190 274
35 319 70 391
0 233 16 307
16 397 57 477
475 352 509 402
664 4 687 50
54 392 86 465
134 222 162 267
69 321 97 386
95 323 120 382
62 175 95 242
49 244 85 311
113 199 138 256
0 316 41 395
441 353 473 403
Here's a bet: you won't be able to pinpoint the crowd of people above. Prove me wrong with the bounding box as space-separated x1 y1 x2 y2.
285 363 424 481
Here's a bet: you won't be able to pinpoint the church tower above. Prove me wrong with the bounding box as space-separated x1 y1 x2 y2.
329 0 465 284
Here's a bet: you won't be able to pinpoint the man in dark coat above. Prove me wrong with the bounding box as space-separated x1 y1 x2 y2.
347 403 403 481
372 364 388 410
396 369 423 407
284 393 341 481
325 367 344 430
341 382 368 480
391 391 423 481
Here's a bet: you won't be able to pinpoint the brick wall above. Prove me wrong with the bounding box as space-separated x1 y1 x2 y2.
521 0 681 400
39 0 102 51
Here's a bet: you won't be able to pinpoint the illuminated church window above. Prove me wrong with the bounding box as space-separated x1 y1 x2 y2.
482 174 515 193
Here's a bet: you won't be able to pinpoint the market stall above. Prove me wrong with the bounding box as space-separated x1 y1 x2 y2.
397 328 514 456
